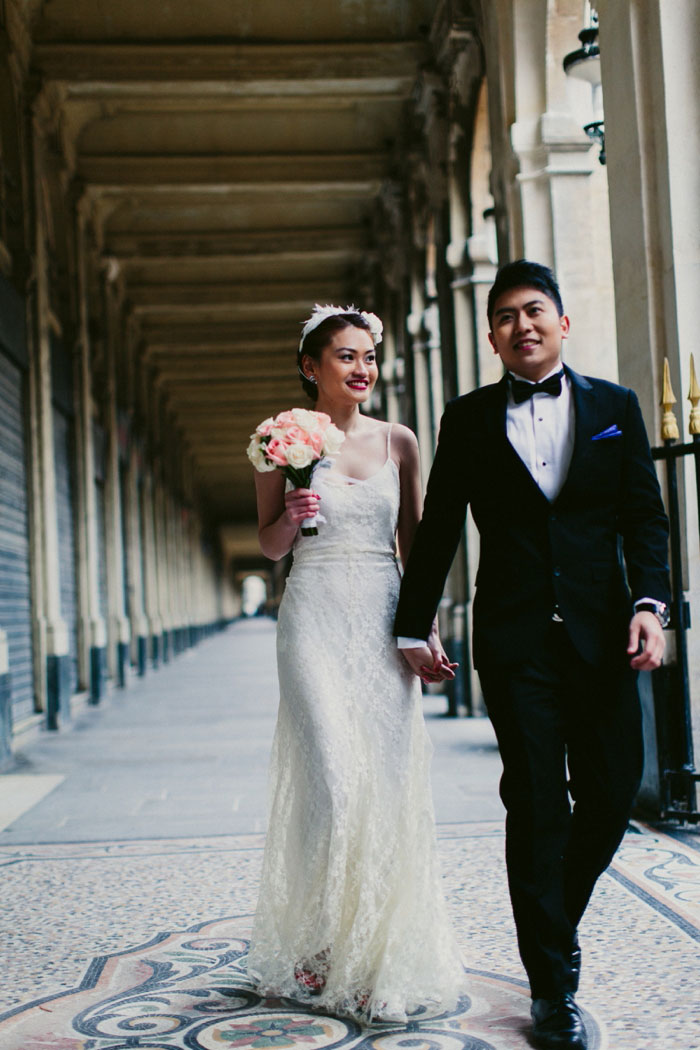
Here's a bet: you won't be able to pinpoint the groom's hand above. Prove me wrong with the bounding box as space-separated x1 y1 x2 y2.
401 645 457 684
627 611 665 670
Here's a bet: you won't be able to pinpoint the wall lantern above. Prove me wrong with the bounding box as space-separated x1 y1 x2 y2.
563 6 605 164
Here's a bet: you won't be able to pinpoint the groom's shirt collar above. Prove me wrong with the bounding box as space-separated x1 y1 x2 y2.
507 363 566 385
505 364 574 502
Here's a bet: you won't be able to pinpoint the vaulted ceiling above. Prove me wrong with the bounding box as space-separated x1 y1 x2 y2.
29 0 440 530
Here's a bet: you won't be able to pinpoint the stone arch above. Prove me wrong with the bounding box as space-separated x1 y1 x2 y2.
0 56 27 283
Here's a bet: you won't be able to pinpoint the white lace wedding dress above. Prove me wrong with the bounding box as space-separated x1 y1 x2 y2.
248 430 464 1023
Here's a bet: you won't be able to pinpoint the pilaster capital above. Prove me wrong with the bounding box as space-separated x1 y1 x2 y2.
101 256 121 284
31 83 78 178
90 618 107 648
428 0 482 108
423 302 441 347
4 0 34 80
112 616 131 644
540 111 594 154
511 112 596 176
407 310 425 339
466 232 498 271
45 619 70 657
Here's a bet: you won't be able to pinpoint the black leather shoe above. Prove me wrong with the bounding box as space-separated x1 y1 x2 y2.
531 993 587 1049
570 941 581 993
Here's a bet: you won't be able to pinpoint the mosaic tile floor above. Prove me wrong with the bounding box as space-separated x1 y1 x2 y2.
1 820 698 1050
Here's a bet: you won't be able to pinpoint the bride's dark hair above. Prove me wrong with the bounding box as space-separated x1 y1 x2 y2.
296 312 373 401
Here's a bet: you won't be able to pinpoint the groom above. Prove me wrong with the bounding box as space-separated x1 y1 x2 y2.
394 260 670 1049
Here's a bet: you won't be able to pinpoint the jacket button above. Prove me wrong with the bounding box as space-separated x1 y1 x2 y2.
553 566 561 577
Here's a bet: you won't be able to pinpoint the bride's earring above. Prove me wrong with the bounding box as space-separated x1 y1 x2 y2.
308 375 317 384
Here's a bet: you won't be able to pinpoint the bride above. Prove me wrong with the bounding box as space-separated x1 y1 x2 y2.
247 305 464 1023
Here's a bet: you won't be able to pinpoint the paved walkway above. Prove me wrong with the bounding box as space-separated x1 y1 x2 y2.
1 618 699 1050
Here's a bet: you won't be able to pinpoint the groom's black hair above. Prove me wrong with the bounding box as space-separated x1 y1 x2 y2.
487 260 564 327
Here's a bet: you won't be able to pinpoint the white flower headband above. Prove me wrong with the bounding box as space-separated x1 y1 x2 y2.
298 304 383 352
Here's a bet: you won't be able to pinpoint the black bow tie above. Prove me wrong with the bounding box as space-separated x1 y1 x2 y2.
508 369 564 404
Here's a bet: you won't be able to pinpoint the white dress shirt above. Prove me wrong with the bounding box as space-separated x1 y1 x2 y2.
506 365 574 502
398 364 574 648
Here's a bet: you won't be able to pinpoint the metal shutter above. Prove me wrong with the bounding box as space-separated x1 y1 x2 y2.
0 351 34 723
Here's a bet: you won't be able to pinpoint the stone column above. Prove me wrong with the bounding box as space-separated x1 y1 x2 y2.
598 0 700 791
101 261 130 686
407 305 434 486
120 314 149 672
27 115 70 726
153 467 173 661
73 198 107 702
123 441 148 675
141 465 163 666
380 321 401 425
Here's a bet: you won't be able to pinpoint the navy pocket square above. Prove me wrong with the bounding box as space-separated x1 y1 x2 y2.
591 425 622 441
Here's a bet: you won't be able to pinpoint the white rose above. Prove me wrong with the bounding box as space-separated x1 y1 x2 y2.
247 436 276 472
285 442 316 469
322 424 345 456
290 408 319 431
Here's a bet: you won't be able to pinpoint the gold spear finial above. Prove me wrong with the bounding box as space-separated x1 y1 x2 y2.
688 354 700 435
661 358 679 441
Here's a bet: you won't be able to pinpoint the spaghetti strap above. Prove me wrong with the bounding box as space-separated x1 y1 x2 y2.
386 423 393 458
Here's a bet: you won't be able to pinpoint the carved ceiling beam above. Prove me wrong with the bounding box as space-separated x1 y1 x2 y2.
106 226 366 257
123 260 355 288
143 342 292 359
152 359 292 378
59 88 410 108
166 379 300 400
77 153 388 186
172 397 300 416
33 41 426 84
140 321 295 341
157 366 295 386
85 183 381 204
126 280 343 307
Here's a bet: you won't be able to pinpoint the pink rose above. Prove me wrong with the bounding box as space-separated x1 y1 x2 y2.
308 429 324 455
265 438 288 466
256 416 275 436
274 410 297 427
284 425 313 446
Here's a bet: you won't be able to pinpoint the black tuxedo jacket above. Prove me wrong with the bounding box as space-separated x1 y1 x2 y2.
394 367 671 669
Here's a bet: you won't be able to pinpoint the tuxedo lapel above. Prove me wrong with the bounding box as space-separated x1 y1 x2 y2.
487 374 551 504
555 366 603 500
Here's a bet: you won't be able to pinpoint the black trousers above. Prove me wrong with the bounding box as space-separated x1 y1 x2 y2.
478 620 643 999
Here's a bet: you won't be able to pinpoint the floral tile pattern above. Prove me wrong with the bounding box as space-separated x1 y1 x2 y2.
0 914 601 1050
1 820 698 1050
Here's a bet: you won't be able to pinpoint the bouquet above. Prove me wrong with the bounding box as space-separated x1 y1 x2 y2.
247 408 345 535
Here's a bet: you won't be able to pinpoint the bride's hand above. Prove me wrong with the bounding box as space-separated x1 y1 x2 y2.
401 642 458 684
284 488 320 526
427 625 458 681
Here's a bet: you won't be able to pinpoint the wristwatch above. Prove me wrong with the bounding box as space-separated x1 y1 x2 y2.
634 600 670 628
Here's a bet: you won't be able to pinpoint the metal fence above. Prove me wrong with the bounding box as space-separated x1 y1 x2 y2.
650 358 700 822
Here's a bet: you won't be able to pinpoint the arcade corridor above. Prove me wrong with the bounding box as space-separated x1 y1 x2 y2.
0 619 698 1049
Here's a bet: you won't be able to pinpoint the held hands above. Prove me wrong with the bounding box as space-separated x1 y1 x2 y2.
284 487 320 527
401 625 458 685
627 611 666 670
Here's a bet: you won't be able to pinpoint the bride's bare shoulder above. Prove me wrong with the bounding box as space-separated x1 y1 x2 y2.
388 422 418 453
